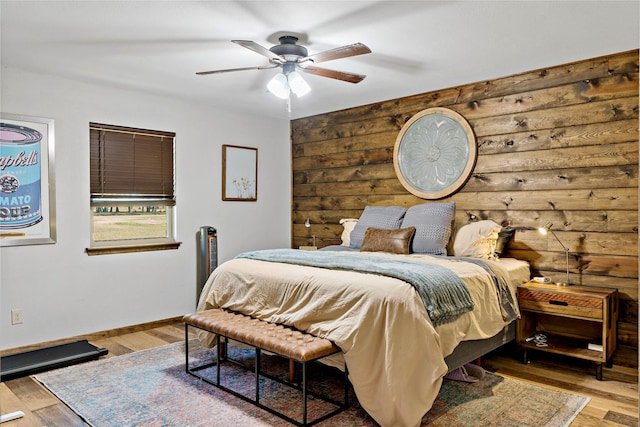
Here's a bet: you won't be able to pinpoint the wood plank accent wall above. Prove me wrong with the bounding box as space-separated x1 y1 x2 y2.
290 50 639 352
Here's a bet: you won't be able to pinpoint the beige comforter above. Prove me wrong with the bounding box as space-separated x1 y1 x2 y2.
196 252 529 427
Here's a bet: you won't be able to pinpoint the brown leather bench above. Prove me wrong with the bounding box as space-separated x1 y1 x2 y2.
183 309 348 427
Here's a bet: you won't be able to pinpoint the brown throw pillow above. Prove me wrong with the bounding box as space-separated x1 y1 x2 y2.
360 226 416 255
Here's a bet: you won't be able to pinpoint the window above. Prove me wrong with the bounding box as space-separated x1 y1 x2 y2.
87 123 180 255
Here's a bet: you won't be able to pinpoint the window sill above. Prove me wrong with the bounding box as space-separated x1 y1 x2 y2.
85 242 182 256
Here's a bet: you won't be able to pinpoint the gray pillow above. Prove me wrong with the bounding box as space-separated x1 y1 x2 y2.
401 202 455 255
349 206 407 249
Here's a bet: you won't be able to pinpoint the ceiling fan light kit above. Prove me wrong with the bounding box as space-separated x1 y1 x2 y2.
267 62 311 99
272 72 310 99
197 34 371 101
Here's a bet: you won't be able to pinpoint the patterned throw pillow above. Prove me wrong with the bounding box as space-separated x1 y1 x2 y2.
349 206 407 249
452 220 502 259
401 202 455 255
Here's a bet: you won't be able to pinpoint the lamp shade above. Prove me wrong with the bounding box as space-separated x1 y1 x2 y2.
538 222 553 235
288 71 311 97
267 73 290 99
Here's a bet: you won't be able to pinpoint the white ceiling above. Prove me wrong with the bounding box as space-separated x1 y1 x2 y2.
2 1 639 120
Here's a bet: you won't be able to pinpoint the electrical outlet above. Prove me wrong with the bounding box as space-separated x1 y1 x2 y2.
11 309 23 325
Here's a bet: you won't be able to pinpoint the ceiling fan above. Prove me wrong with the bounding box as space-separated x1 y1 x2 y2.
196 35 371 99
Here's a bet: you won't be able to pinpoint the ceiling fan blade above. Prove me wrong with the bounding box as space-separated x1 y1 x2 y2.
196 64 278 76
232 40 284 63
299 66 366 83
303 42 371 64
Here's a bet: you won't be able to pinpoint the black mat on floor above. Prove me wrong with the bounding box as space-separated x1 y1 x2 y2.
1 339 108 381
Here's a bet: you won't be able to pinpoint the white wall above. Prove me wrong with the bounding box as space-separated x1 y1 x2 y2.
0 67 292 350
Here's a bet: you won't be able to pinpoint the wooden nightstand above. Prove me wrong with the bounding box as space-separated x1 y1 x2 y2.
516 282 618 380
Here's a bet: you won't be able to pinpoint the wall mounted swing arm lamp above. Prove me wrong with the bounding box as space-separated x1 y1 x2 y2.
304 218 316 247
538 222 570 286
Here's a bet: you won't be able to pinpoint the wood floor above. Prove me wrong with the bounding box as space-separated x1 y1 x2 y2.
1 321 637 426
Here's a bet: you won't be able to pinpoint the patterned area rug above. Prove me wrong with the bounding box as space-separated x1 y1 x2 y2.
36 340 589 426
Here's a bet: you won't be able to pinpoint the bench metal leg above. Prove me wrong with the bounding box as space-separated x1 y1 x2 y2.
302 362 308 425
184 324 189 373
216 334 221 386
255 348 261 403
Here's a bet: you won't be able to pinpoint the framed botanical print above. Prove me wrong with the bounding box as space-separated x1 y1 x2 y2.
222 144 257 201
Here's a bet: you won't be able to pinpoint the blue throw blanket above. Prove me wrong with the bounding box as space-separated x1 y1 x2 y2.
445 256 519 323
236 249 474 327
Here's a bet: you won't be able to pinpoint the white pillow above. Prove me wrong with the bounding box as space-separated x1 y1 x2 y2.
339 218 358 247
453 220 502 259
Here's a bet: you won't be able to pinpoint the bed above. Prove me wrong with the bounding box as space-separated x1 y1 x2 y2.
195 203 530 427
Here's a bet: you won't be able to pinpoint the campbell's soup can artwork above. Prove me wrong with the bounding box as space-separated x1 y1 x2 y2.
0 122 43 229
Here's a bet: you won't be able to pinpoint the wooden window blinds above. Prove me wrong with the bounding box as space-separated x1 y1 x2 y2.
89 123 175 205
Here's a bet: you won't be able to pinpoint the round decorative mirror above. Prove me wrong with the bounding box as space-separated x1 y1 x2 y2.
393 107 477 199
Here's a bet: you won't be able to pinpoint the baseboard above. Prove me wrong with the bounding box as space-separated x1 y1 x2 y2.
0 316 183 357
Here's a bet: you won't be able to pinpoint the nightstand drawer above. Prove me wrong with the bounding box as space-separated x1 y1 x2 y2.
517 288 603 320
